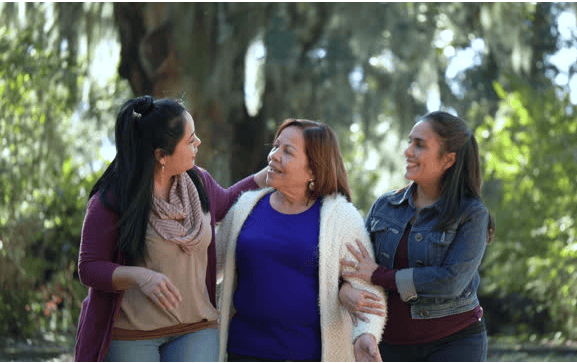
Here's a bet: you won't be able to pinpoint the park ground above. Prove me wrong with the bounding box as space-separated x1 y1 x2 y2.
2 335 577 362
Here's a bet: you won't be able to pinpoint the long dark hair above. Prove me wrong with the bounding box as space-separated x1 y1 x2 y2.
423 111 495 242
274 118 352 202
90 96 208 265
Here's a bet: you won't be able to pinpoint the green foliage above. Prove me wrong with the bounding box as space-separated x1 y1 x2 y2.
342 120 406 215
477 76 577 338
0 22 112 338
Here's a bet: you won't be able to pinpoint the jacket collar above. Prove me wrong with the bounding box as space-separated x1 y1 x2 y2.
388 182 445 213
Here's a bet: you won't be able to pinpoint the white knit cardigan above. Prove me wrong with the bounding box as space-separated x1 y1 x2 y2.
216 188 387 362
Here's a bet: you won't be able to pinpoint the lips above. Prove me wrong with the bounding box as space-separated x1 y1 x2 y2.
406 160 417 169
268 164 281 174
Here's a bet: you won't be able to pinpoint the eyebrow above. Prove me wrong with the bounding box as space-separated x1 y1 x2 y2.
408 135 426 142
274 139 297 149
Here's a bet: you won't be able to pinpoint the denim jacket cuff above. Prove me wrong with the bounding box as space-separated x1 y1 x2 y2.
395 268 418 302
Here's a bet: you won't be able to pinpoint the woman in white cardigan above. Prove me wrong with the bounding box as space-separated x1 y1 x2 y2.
217 119 387 362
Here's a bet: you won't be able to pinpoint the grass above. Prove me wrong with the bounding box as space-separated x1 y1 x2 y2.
488 336 577 362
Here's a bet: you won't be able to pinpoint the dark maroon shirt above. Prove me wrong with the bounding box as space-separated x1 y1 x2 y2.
371 221 482 345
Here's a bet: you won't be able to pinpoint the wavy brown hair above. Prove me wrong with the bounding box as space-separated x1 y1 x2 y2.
274 118 352 202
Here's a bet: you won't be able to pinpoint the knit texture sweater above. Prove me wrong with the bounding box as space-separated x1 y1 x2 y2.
216 188 387 362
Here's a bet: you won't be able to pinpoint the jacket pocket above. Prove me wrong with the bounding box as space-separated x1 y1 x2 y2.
425 228 457 264
369 218 401 266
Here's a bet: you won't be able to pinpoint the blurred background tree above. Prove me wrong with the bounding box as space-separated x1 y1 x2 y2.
1 1 576 345
0 3 130 339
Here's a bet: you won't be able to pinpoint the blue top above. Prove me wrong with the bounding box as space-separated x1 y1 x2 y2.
366 182 489 319
227 193 322 361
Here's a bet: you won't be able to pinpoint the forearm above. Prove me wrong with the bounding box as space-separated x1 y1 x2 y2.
348 279 387 343
370 266 397 291
198 167 259 221
111 266 151 291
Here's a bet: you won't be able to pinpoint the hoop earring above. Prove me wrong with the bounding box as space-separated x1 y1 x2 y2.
308 180 315 191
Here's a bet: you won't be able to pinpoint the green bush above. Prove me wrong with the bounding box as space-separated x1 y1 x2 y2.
0 24 104 338
477 77 577 339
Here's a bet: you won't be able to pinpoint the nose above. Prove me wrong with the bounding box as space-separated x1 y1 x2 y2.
194 135 201 147
268 147 280 163
404 142 413 158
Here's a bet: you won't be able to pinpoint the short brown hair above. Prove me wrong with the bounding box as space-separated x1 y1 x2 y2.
274 118 352 202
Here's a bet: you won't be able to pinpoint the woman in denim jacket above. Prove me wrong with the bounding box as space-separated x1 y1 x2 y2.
339 111 494 361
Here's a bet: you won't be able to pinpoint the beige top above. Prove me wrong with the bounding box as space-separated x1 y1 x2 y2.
114 173 218 332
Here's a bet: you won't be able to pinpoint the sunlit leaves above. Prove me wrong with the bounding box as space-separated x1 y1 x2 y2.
479 77 577 338
0 17 106 337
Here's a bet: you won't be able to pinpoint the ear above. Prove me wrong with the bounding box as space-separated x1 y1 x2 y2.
443 152 456 171
154 149 166 164
307 165 315 182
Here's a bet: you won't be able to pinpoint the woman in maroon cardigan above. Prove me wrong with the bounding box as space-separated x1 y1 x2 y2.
75 96 266 361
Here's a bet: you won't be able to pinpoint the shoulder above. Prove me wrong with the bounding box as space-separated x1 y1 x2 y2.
84 192 119 230
370 186 407 212
87 192 117 216
459 196 489 224
192 166 211 184
240 187 273 202
321 193 363 223
233 188 273 212
322 193 352 209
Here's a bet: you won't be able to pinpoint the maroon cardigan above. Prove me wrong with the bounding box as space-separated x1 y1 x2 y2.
74 167 258 361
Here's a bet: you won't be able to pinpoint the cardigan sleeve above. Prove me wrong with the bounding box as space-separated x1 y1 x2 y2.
336 201 387 344
77 194 122 292
195 167 259 223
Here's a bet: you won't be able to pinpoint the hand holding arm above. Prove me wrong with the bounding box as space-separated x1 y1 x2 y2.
341 239 380 283
354 333 382 362
112 266 182 310
339 281 386 326
337 207 387 346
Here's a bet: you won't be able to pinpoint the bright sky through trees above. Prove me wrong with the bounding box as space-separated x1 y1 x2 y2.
96 7 577 163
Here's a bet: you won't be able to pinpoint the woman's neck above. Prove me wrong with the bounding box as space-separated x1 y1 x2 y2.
414 182 441 210
270 189 315 215
154 172 174 202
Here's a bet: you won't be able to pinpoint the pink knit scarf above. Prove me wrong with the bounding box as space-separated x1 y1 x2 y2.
149 173 206 254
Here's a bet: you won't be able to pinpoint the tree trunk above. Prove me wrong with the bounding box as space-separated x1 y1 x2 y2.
113 3 266 184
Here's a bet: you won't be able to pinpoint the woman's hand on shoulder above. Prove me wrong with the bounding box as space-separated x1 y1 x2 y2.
253 166 269 188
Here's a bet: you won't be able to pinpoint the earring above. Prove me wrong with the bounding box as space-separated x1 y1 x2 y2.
308 180 315 191
161 164 165 175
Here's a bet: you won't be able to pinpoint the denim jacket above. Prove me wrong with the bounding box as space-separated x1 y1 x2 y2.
366 183 489 320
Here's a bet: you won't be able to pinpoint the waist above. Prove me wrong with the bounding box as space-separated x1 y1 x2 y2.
382 290 484 344
409 294 480 319
112 320 217 340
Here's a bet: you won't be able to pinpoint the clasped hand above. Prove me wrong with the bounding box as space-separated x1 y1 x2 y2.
339 239 385 325
341 239 380 283
138 270 182 311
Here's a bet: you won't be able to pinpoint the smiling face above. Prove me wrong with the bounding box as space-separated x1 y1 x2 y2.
163 111 201 176
266 125 313 195
403 120 455 188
